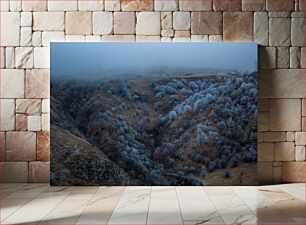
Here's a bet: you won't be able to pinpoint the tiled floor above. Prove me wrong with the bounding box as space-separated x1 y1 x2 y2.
0 183 305 224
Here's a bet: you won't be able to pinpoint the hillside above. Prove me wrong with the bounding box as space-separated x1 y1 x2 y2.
51 71 257 186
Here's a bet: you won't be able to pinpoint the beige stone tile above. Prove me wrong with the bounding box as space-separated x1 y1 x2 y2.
257 204 296 224
41 113 50 131
295 146 305 161
22 0 47 11
65 35 86 42
4 47 15 69
269 12 291 18
0 0 9 11
66 12 92 35
48 0 77 11
258 69 304 98
16 114 27 131
269 18 291 46
269 99 301 131
272 165 282 184
27 115 41 131
176 187 216 221
295 132 305 145
25 69 50 98
33 12 64 31
4 183 48 198
93 12 113 35
35 187 72 200
276 47 290 69
155 0 178 11
161 12 172 29
29 161 50 183
42 99 50 113
213 0 242 11
1 69 24 98
266 0 294 11
37 131 50 161
283 162 305 182
136 36 161 42
258 112 269 131
259 47 276 69
161 37 172 42
258 162 273 185
258 143 274 161
78 0 104 11
173 37 190 42
290 47 301 69
291 18 304 47
21 12 32 26
208 35 223 42
277 184 305 202
223 12 253 42
191 12 222 35
102 35 135 42
242 0 265 11
34 47 50 68
136 12 160 36
254 12 268 46
105 0 120 11
76 186 124 224
1 12 20 46
173 12 190 31
0 197 32 221
42 32 65 47
85 35 101 42
147 187 182 224
32 31 42 47
40 195 93 224
175 30 190 37
274 142 295 161
16 99 41 115
121 0 153 11
6 131 36 161
287 132 295 142
20 27 32 47
3 198 63 224
114 12 135 35
108 187 150 224
15 47 33 68
161 29 174 37
0 99 15 131
191 35 208 42
0 162 28 182
263 132 286 142
179 0 212 11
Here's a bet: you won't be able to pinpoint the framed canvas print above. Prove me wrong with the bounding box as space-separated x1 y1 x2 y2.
50 43 258 186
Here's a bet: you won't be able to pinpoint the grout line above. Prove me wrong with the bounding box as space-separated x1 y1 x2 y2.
75 186 100 224
105 186 126 225
145 186 152 225
37 185 74 223
202 186 227 225
174 186 185 225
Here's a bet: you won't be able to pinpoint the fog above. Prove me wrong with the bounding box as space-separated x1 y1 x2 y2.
51 42 257 79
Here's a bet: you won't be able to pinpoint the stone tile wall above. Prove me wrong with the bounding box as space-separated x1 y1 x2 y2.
0 0 305 184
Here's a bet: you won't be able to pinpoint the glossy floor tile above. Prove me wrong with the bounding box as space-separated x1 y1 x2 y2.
0 183 305 224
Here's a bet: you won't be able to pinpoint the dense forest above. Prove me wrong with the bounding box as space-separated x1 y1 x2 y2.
50 69 257 186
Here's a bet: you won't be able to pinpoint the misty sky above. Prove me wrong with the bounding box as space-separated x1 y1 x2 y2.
51 42 257 79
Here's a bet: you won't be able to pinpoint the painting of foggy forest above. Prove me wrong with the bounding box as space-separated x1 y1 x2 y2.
50 43 258 186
